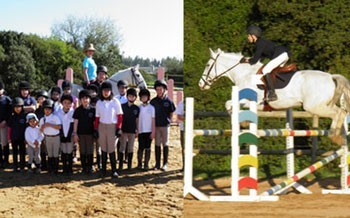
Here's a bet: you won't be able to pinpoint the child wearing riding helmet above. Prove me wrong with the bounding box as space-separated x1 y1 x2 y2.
95 81 123 178
92 65 108 89
118 88 139 172
61 80 79 109
19 81 36 113
137 89 155 171
240 25 290 102
39 99 61 174
115 80 128 104
0 81 11 168
8 97 27 172
56 94 75 174
150 80 176 171
25 113 43 173
73 90 96 174
35 90 49 171
50 86 62 113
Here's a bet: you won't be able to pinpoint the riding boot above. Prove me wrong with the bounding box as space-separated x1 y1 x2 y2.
155 146 161 170
3 144 9 166
161 146 169 171
109 152 118 178
137 149 143 169
96 153 101 170
118 152 124 173
127 153 133 170
13 153 18 172
61 153 67 174
264 73 278 102
67 153 73 174
47 157 52 173
88 154 94 173
41 152 47 171
54 157 59 174
101 151 107 177
80 154 86 173
144 149 151 171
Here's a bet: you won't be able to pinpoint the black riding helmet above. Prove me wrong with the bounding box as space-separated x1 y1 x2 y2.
0 81 4 90
97 65 108 74
247 25 262 38
60 94 73 103
19 81 31 90
42 99 54 109
154 79 167 90
117 80 128 88
87 84 99 94
139 88 151 99
50 86 61 95
36 90 49 99
12 97 24 107
101 81 112 90
126 88 137 97
61 80 72 90
79 89 92 99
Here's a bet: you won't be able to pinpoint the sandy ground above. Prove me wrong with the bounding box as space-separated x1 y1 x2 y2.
184 177 350 218
0 126 184 218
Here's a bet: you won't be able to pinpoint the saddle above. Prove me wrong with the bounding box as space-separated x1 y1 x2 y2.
257 63 298 111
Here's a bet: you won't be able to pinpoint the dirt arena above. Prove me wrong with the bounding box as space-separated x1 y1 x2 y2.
0 126 184 218
184 177 350 218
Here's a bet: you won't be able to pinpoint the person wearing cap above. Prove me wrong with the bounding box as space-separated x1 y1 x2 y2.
56 94 75 174
150 80 176 171
0 81 11 168
25 113 44 173
114 80 129 104
34 90 49 171
39 99 62 174
118 88 140 172
137 89 155 171
19 81 37 113
240 25 291 102
95 81 123 178
61 80 79 109
7 97 27 172
82 43 97 86
92 65 108 89
73 90 96 174
50 86 62 113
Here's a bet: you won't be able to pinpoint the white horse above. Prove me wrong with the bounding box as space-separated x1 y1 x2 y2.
71 65 147 97
199 48 350 145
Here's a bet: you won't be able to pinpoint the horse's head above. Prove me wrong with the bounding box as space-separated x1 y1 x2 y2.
199 48 243 90
108 65 147 96
130 64 147 90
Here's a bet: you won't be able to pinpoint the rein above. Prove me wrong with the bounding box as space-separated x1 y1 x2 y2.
201 52 240 86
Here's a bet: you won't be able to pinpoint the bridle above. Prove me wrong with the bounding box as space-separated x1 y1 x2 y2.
109 68 144 88
130 68 144 87
200 52 241 87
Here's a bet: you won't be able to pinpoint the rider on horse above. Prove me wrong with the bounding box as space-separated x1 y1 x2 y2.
240 25 291 102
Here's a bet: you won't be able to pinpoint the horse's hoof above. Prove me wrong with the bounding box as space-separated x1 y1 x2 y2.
329 135 346 145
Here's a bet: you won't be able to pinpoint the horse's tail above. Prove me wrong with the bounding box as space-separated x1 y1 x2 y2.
330 74 350 112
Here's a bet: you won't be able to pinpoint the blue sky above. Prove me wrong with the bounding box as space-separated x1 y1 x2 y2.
0 0 183 60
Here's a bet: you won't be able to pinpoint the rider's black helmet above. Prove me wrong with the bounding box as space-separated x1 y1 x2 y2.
247 25 262 37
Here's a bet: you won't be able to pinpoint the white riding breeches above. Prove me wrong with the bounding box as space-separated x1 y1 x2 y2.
262 52 289 75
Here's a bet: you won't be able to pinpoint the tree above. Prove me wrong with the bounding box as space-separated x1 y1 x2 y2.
51 15 124 73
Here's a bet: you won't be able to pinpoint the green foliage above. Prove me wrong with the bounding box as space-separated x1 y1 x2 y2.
185 0 347 180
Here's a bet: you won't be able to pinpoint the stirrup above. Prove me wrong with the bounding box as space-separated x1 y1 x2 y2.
266 92 278 102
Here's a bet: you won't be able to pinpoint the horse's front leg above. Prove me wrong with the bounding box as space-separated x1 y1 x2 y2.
329 108 347 145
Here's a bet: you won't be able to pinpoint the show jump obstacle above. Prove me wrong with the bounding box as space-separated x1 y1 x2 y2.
183 86 350 202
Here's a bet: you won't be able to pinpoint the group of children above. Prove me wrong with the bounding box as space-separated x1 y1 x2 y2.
0 72 176 178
